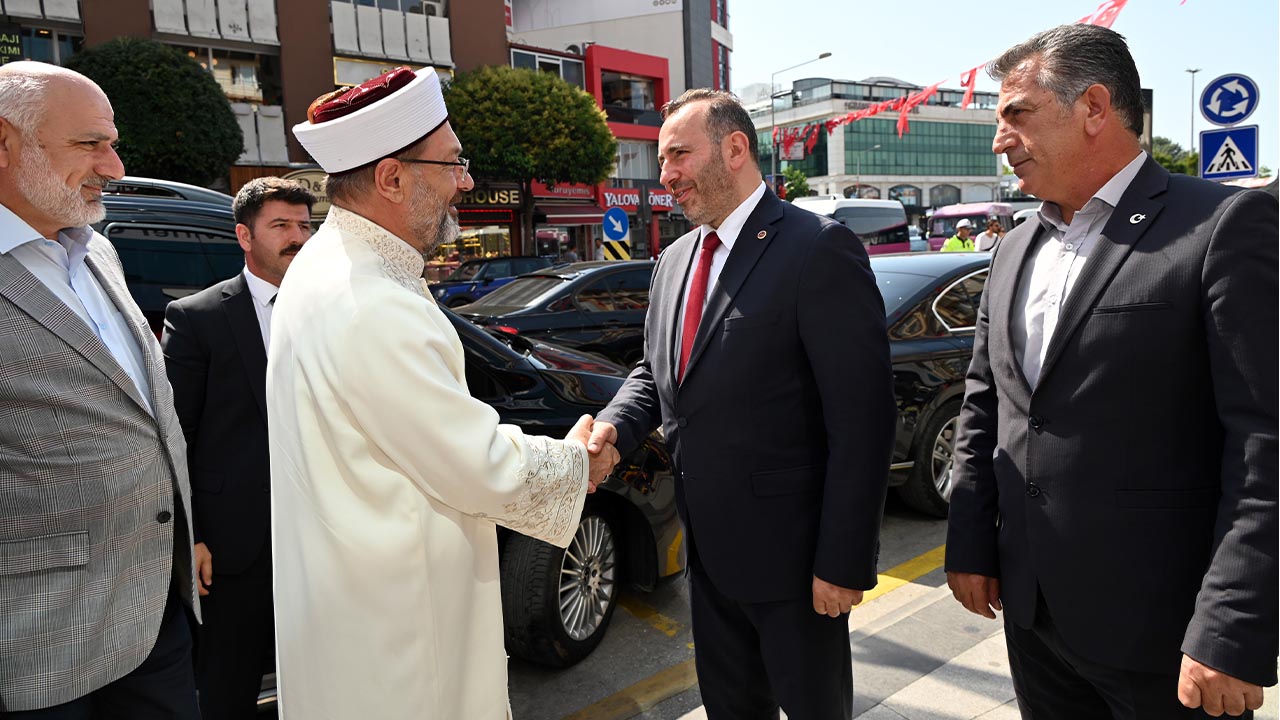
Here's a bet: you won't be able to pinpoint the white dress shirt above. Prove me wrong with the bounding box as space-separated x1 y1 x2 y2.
1011 151 1147 388
242 266 278 349
0 204 153 414
676 181 768 357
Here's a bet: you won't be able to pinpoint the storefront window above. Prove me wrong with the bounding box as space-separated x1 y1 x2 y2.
19 27 80 65
425 226 512 283
615 141 659 180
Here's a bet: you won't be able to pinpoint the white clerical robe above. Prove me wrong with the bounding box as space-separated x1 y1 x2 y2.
266 206 589 719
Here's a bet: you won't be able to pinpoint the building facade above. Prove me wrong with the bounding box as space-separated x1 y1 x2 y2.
755 76 1004 221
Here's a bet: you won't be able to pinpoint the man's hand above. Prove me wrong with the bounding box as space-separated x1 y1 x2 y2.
1178 654 1264 717
812 576 863 617
946 571 1001 619
194 542 213 597
586 420 617 455
566 415 619 492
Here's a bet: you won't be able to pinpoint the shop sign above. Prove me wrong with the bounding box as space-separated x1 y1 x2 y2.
531 180 595 200
601 186 674 213
647 188 674 212
281 168 331 221
0 25 21 66
460 184 522 207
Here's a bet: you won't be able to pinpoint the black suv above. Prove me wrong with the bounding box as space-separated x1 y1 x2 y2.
94 192 683 675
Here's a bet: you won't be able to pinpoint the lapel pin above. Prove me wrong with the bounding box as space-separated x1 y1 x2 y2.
757 230 767 239
1129 213 1146 225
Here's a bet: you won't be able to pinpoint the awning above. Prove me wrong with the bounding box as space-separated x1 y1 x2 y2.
540 203 605 225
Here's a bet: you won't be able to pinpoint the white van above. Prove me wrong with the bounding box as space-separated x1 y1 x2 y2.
791 196 912 254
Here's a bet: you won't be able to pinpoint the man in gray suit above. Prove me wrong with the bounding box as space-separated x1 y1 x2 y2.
0 63 201 717
945 25 1276 719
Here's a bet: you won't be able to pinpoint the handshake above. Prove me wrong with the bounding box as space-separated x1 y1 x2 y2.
566 415 621 493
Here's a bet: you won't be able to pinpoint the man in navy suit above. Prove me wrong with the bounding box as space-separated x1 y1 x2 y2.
588 89 895 719
945 24 1276 719
162 177 315 719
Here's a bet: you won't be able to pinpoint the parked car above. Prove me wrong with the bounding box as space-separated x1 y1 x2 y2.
104 175 235 206
456 260 656 368
874 251 990 516
93 194 242 333
92 197 681 698
428 255 554 307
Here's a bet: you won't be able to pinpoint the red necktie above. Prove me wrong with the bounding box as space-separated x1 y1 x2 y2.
678 232 721 382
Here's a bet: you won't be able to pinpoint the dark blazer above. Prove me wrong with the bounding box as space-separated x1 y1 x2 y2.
162 273 271 575
946 158 1278 686
599 190 896 603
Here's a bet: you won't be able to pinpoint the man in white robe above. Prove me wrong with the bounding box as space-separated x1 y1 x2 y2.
268 67 619 719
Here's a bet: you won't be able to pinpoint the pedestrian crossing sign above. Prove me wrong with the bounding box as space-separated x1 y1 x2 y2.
1200 125 1258 181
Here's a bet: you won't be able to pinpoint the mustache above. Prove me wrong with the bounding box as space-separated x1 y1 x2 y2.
83 177 112 190
280 245 303 257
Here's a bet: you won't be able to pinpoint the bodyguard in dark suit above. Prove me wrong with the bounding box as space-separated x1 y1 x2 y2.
588 90 895 719
945 25 1277 719
162 177 314 720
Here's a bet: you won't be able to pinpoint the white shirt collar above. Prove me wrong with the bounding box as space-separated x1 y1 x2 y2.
243 266 279 308
0 203 55 254
699 181 768 250
1039 150 1147 231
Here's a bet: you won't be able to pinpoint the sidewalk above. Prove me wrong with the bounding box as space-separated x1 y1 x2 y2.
678 578 1277 720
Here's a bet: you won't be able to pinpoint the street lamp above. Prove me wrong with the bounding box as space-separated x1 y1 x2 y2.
853 144 880 195
771 52 832 192
1186 68 1200 177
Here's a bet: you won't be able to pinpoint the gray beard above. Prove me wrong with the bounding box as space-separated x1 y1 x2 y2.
407 184 458 255
16 142 107 229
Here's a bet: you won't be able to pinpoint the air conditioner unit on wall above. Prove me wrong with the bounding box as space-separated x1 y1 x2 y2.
423 0 445 17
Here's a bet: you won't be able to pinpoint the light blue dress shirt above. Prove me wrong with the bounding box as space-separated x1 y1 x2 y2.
0 203 153 415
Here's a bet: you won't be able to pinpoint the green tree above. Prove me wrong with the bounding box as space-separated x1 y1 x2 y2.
782 165 810 200
66 38 242 187
1259 165 1273 178
443 66 617 250
1152 136 1199 176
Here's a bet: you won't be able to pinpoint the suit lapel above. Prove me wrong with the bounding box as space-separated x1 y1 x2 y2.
657 230 698 395
681 192 783 384
222 274 269 421
85 252 159 415
0 251 155 414
997 222 1043 399
1038 159 1168 385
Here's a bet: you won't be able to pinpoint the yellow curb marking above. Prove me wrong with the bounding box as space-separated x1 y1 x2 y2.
562 544 947 720
618 596 683 638
859 544 947 607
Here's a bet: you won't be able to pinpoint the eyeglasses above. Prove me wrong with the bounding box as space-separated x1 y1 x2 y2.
400 156 470 177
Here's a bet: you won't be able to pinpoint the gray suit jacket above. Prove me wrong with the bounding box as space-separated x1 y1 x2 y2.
0 231 198 711
946 158 1278 685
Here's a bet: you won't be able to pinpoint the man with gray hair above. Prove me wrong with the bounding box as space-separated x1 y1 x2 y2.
945 24 1276 719
0 63 201 716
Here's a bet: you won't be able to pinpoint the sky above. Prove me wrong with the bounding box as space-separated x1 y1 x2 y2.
729 0 1279 172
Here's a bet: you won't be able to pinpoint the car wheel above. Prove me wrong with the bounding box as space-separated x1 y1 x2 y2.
501 507 619 667
898 399 961 518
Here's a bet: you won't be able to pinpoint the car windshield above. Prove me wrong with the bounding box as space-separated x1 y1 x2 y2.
466 275 569 310
874 271 938 315
446 261 485 282
931 215 986 237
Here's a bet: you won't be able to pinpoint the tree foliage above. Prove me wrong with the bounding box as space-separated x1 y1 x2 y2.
783 165 810 200
443 66 616 186
66 38 243 187
1152 136 1199 176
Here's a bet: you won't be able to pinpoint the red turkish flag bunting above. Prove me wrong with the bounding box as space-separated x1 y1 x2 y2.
960 68 978 110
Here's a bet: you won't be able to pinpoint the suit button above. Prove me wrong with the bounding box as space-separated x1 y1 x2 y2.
676 417 687 428
1026 482 1041 498
156 510 172 524
1029 415 1043 431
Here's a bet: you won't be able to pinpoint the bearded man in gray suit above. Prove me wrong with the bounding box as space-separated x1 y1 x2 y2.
0 63 201 718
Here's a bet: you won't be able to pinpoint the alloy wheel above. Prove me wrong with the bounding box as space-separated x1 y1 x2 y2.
931 416 958 500
558 515 617 641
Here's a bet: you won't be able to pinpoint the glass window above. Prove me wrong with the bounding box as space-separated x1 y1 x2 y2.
469 276 567 310
512 50 537 70
616 140 659 180
602 72 656 111
20 27 53 64
510 49 585 89
933 271 987 331
575 278 616 312
607 269 651 311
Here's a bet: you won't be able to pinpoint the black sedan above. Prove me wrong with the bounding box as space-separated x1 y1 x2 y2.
455 260 655 368
874 251 990 517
